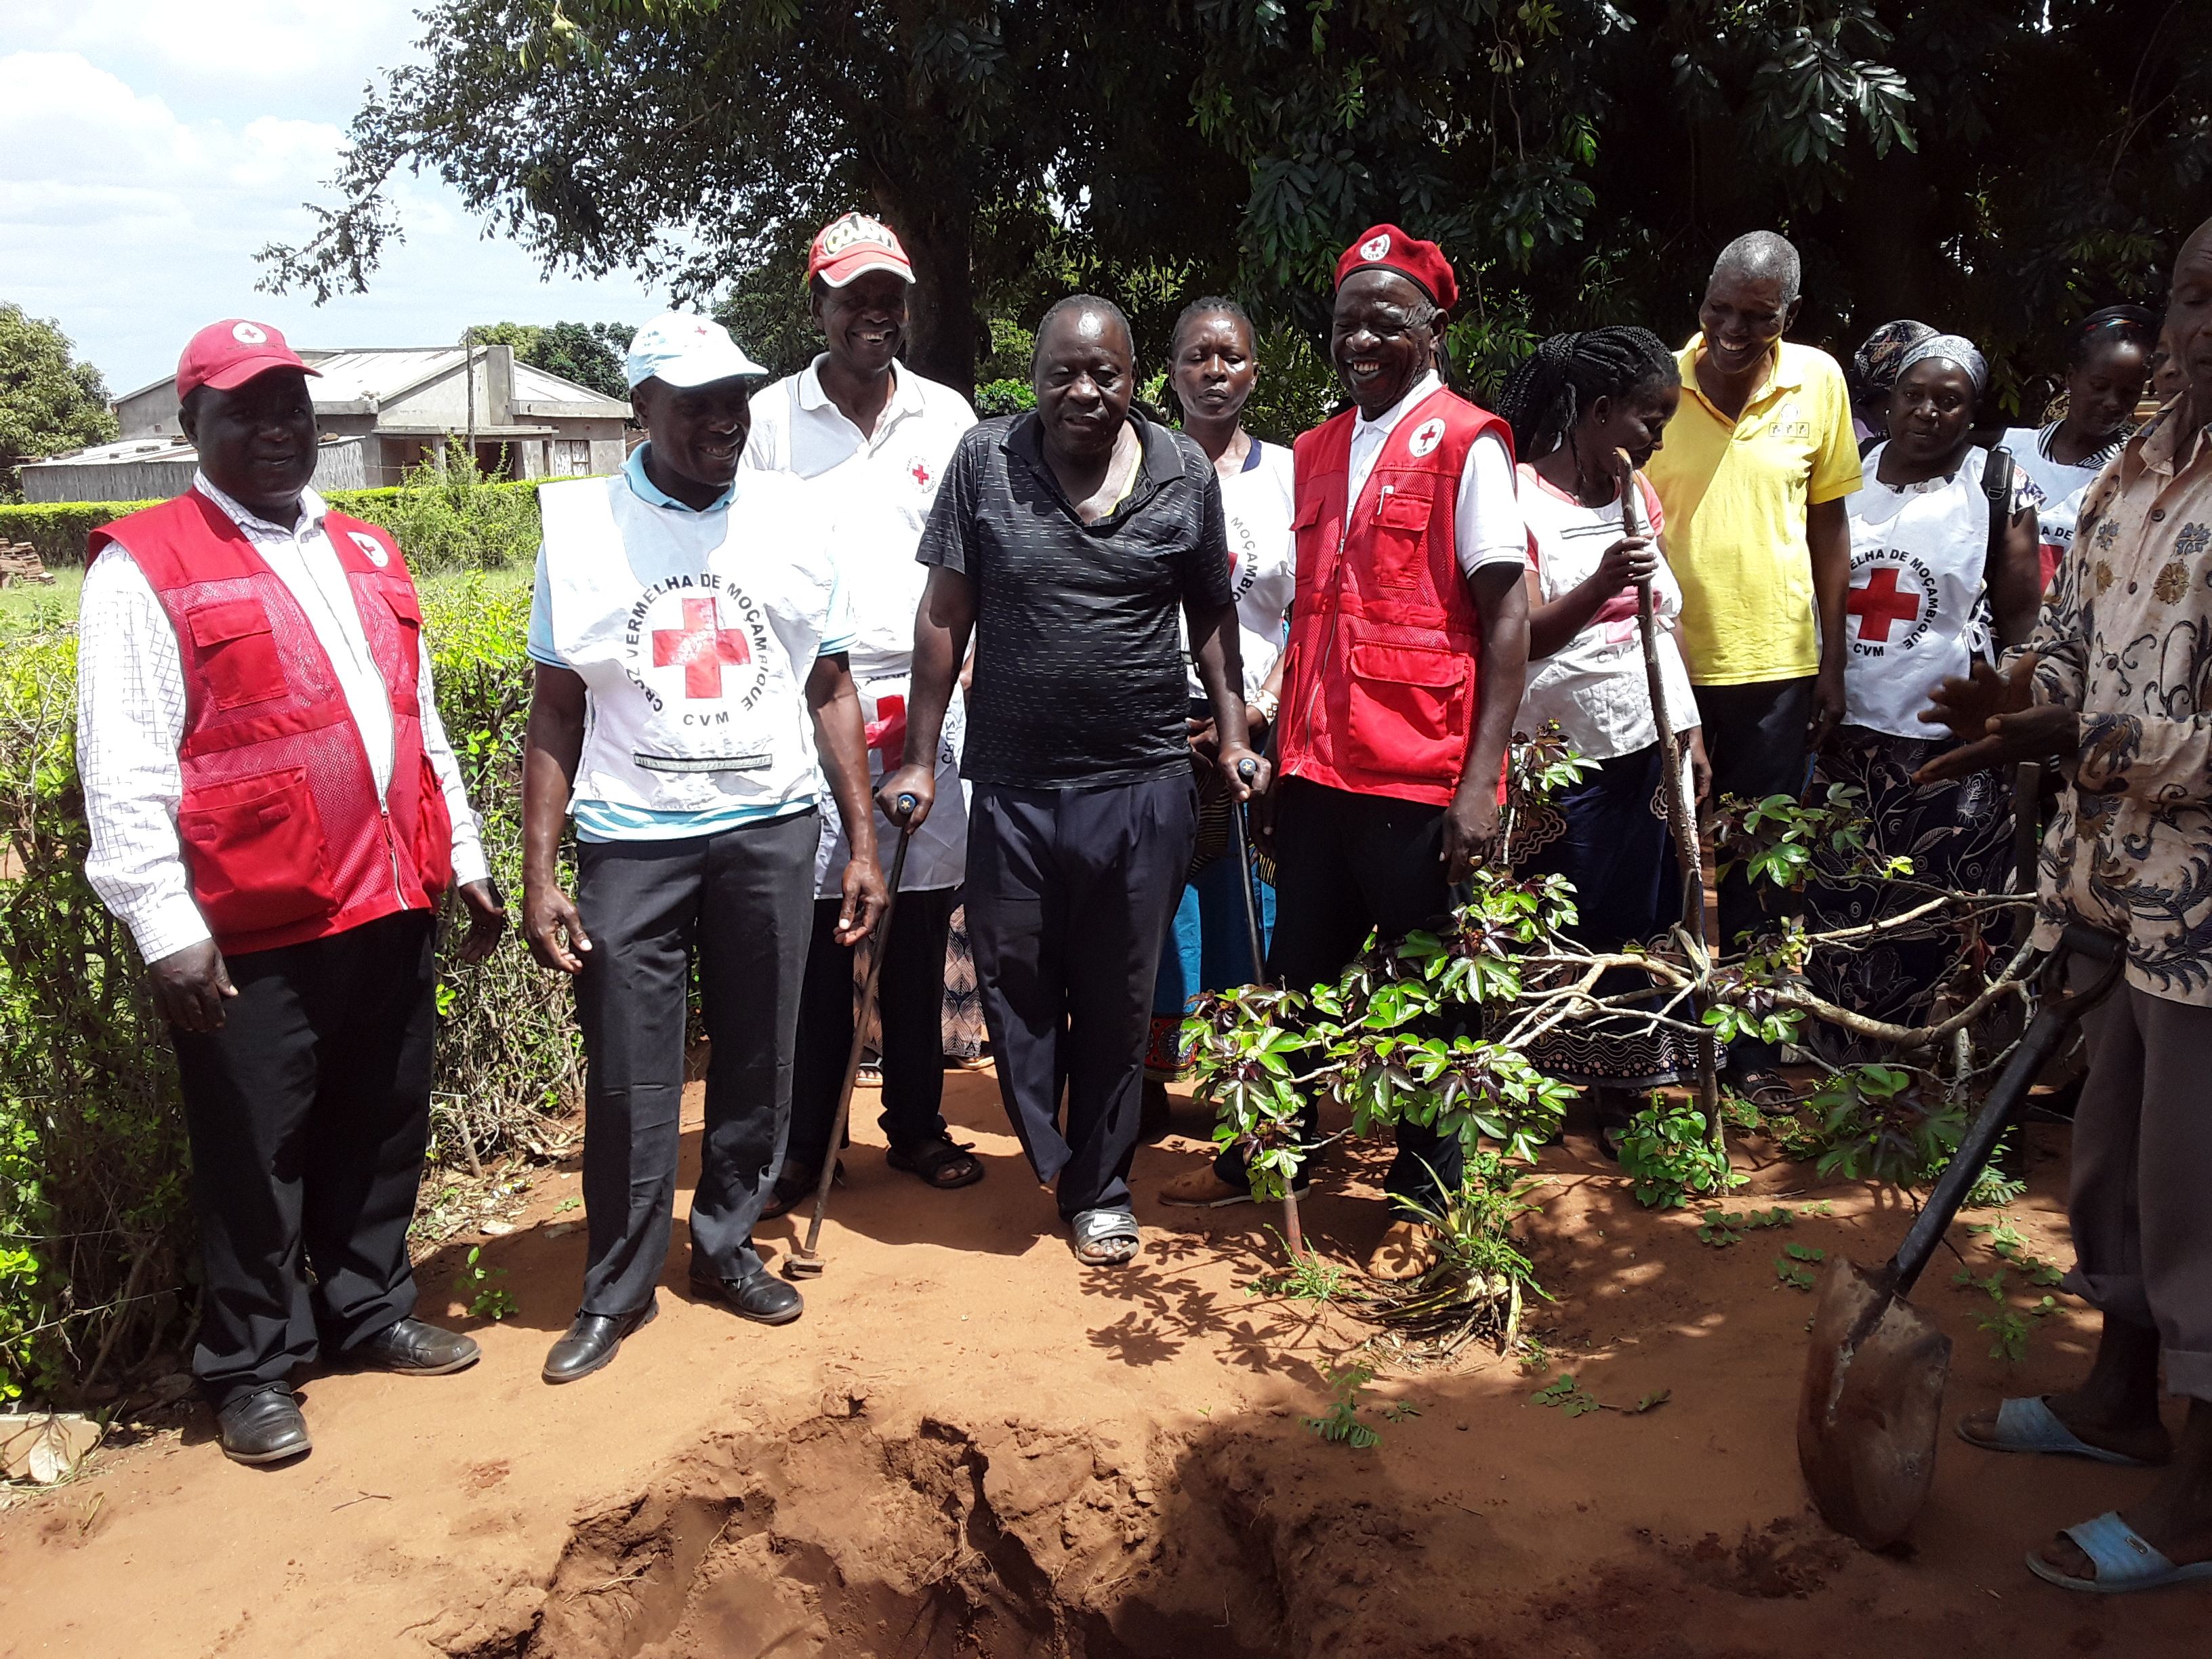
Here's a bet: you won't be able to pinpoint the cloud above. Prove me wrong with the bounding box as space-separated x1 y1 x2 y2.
10 0 421 106
0 12 668 394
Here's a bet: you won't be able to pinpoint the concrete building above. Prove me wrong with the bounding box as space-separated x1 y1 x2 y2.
20 344 630 504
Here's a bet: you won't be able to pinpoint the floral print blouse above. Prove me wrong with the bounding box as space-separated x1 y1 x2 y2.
2030 401 2212 1003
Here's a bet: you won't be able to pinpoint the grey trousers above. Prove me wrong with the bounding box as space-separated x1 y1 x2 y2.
573 810 817 1315
2066 957 2212 1399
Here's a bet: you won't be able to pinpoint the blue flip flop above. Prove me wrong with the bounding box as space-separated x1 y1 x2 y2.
2026 1512 2212 1594
1957 1396 2158 1467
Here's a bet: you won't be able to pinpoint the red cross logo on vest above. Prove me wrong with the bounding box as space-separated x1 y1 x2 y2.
652 596 752 697
1847 566 1921 642
909 457 933 489
864 694 908 767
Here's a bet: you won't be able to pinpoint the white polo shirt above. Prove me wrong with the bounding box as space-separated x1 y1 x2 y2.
743 356 978 679
742 356 977 893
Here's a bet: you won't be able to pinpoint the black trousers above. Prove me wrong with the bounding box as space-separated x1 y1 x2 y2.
1212 777 1466 1209
1692 676 1815 1072
171 911 436 1410
967 773 1197 1218
790 885 955 1170
573 811 816 1315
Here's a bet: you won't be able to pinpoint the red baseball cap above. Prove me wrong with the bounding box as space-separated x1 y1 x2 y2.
806 212 915 288
1334 224 1458 312
177 319 320 399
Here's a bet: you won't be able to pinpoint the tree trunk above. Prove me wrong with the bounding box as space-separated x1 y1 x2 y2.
875 180 978 398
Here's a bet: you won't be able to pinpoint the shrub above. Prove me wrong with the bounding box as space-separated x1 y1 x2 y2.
370 453 546 573
1615 1099 1746 1210
0 572 573 1406
972 378 1036 417
0 466 547 571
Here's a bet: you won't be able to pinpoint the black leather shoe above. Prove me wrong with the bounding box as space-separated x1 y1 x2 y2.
216 1387 311 1466
352 1317 480 1376
542 1297 657 1385
690 1263 804 1326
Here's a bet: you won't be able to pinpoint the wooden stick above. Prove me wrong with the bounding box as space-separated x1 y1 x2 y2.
1617 452 1722 1134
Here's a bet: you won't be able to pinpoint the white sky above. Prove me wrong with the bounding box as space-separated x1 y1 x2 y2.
2 1 671 395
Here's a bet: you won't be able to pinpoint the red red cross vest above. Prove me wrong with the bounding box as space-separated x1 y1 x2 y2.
89 490 453 956
1277 386 1515 808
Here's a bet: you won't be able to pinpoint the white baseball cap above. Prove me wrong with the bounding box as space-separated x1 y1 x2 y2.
623 311 766 390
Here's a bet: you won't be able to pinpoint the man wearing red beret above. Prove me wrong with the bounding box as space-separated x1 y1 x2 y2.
1161 226 1531 1279
76 320 508 1465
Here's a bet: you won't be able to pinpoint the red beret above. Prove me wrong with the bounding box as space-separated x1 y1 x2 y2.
1334 224 1457 312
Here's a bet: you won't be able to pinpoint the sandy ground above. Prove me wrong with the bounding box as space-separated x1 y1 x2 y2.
0 1070 2200 1658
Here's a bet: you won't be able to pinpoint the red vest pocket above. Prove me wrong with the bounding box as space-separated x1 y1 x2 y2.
1342 641 1471 781
413 752 453 899
186 600 282 712
1370 485 1436 590
178 767 337 939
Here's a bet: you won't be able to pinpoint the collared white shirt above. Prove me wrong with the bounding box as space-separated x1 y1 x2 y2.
77 474 489 964
741 355 977 892
1344 370 1526 576
741 354 977 679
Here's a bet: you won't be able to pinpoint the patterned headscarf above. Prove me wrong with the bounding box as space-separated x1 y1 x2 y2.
1897 332 1990 394
1851 319 1937 400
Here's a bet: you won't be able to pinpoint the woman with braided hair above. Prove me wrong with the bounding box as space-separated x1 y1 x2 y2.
1499 327 1710 1151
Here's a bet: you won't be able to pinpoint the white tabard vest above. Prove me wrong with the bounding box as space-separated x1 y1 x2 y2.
537 472 839 817
1839 444 2001 739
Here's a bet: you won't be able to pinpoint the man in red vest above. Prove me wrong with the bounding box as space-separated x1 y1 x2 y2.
1160 228 1531 1279
76 320 507 1465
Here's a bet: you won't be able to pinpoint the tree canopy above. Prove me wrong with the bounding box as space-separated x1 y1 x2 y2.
462 320 633 399
0 306 119 501
263 1 2211 409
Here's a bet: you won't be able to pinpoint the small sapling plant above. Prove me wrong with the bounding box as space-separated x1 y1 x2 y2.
1617 1100 1745 1209
1301 1363 1387 1448
1530 1372 1671 1417
462 1246 518 1320
1774 1242 1826 1290
1696 1206 1792 1247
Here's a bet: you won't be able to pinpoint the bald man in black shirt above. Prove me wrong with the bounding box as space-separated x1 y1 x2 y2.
879 295 1267 1266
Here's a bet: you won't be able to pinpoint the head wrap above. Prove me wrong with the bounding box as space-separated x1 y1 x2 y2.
1896 332 1988 394
1334 224 1458 312
1851 319 1936 399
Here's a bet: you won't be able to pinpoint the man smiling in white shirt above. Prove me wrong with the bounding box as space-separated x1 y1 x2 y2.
743 212 985 1206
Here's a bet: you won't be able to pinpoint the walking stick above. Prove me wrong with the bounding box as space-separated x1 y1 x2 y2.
783 802 914 1281
1228 754 1303 1257
1617 453 1721 1131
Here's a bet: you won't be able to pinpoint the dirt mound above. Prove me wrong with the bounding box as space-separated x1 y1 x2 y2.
434 1405 1265 1659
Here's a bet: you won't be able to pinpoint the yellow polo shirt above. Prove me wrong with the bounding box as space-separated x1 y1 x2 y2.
1643 337 1860 685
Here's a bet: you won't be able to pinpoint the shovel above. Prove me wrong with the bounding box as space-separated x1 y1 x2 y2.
784 804 913 1280
1796 922 2125 1547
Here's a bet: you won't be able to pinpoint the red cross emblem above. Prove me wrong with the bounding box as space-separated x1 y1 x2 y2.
651 596 752 697
909 457 933 489
1846 565 1921 642
864 693 908 766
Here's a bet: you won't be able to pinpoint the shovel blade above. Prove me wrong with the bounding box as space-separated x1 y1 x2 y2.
1797 1254 1953 1549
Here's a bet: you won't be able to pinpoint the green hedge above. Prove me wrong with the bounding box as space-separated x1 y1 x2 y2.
0 469 548 573
0 572 577 1406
